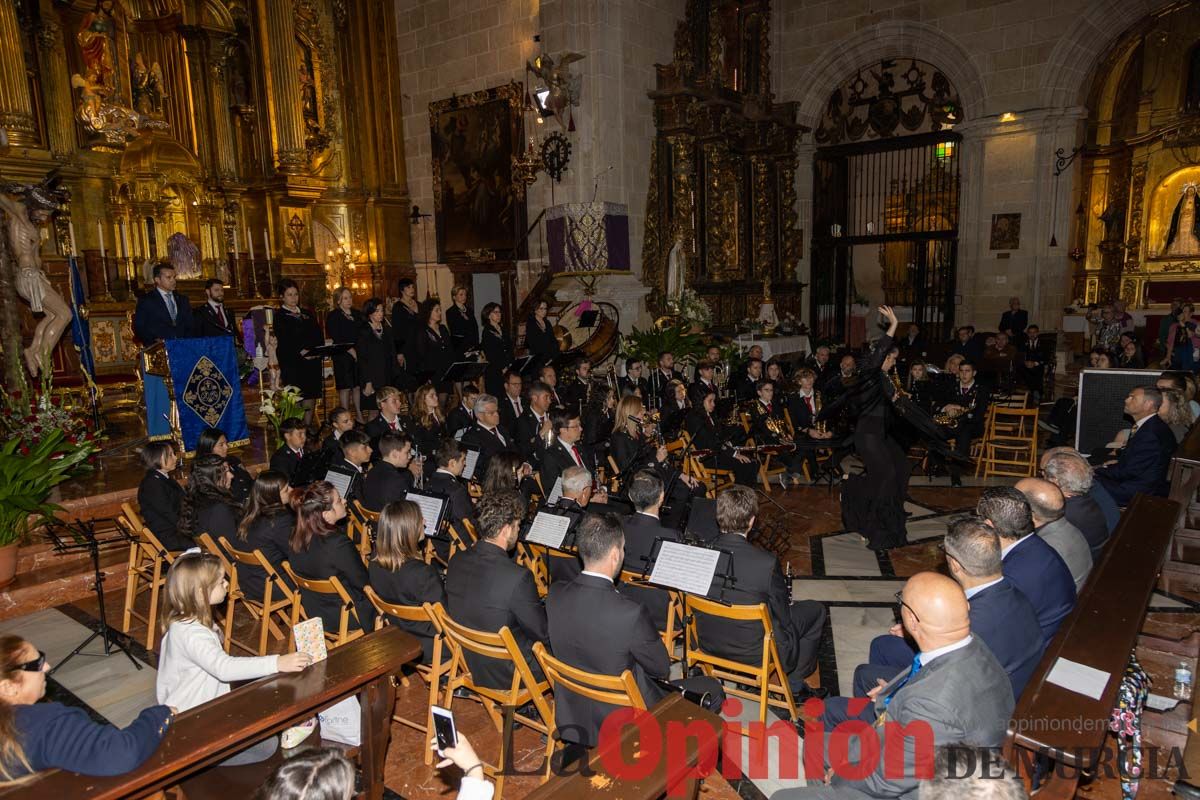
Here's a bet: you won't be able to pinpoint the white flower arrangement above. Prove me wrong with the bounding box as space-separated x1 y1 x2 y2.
665 288 712 327
261 385 304 438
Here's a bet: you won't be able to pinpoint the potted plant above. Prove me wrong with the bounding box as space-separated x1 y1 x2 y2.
620 319 708 368
260 385 304 443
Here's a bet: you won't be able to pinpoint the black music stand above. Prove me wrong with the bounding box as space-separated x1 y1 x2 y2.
43 518 141 674
441 361 487 386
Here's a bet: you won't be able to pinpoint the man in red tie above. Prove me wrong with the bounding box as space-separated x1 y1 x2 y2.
194 279 236 338
364 386 407 453
538 407 594 496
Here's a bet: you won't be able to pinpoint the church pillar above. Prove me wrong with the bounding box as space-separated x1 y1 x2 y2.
0 0 37 147
31 9 73 159
257 0 307 174
179 26 214 175
209 38 238 184
794 141 816 295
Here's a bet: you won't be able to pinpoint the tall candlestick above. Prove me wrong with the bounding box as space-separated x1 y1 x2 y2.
97 222 105 259
233 227 239 255
68 221 76 256
263 228 271 261
247 223 255 260
119 221 129 259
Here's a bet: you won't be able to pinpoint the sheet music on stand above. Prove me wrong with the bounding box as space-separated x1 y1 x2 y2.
547 476 563 504
647 540 723 596
404 490 448 541
462 449 480 480
325 470 354 500
525 511 572 550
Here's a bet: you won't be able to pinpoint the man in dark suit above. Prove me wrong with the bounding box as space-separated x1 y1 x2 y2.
999 296 1029 342
935 360 991 487
269 418 308 480
1042 448 1111 557
695 486 827 700
1095 386 1178 505
514 381 554 466
460 394 519 478
978 487 1076 647
807 346 837 392
361 432 418 511
538 407 595 495
498 370 525 431
898 323 925 366
326 430 371 504
619 358 649 398
777 572 1014 800
193 278 238 339
133 263 194 345
445 490 548 688
689 361 719 407
618 471 677 630
647 351 684 407
426 439 475 558
447 386 478 439
545 512 723 749
950 325 983 364
729 358 764 402
1018 324 1047 399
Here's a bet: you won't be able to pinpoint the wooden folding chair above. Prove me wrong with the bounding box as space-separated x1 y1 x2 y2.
218 536 293 656
120 502 175 649
683 594 802 738
980 406 1040 479
431 603 555 797
194 533 245 654
447 522 475 559
365 586 447 735
516 541 552 597
349 500 379 561
619 569 683 660
281 562 365 649
680 431 735 497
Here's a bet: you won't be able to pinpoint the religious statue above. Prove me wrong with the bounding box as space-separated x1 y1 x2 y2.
166 232 201 279
1164 183 1200 257
0 183 72 377
131 53 167 117
526 52 585 131
76 5 116 96
666 234 687 299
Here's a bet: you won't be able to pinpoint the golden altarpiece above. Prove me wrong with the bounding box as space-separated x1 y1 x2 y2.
642 0 806 326
1077 4 1200 310
0 0 410 388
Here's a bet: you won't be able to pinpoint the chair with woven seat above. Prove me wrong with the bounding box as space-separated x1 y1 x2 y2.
218 536 293 656
683 594 801 738
281 562 365 649
365 586 446 736
120 502 175 649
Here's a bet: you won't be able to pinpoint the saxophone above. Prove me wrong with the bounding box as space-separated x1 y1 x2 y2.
933 382 977 429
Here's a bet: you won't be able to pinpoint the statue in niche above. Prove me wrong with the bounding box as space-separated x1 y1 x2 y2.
296 43 328 152
131 53 167 117
1164 184 1200 257
666 234 687 299
0 183 72 377
77 4 117 95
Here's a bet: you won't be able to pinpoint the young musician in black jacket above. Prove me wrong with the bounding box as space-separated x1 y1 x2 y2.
287 482 375 632
233 471 295 601
361 433 419 512
368 500 445 663
137 441 187 551
177 454 241 547
683 390 758 486
269 418 308 481
196 426 253 504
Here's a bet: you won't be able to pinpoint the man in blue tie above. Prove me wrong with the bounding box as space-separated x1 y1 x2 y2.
133 264 194 439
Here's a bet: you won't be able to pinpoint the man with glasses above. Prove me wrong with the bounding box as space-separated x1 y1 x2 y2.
461 393 519 478
538 408 597 495
499 369 525 431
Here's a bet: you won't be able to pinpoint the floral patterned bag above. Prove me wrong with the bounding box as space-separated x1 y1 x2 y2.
1107 651 1150 800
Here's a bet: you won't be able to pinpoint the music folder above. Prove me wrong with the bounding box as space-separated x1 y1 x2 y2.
462 448 480 480
523 511 573 551
402 490 449 542
576 308 599 328
645 539 726 596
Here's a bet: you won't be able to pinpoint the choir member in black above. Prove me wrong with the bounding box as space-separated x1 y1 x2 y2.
390 278 421 380
137 442 187 551
498 369 525 431
690 361 719 406
444 285 479 358
233 471 295 601
327 288 364 422
361 433 419 512
193 279 238 339
611 395 701 526
524 299 560 365
684 389 759 486
784 368 835 480
416 298 454 399
480 302 513 398
447 385 477 438
196 426 252 504
287 481 374 632
747 380 810 483
462 394 518 478
363 386 408 450
729 358 764 401
321 407 356 458
274 280 324 423
840 305 910 550
428 439 476 559
177 454 240 549
647 352 684 407
356 298 397 417
368 500 445 663
582 385 616 464
269 418 308 481
934 359 991 487
1019 324 1048 399
408 383 445 477
620 358 649 398
513 381 554 466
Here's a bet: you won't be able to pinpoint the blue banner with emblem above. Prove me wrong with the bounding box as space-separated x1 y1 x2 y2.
164 336 248 453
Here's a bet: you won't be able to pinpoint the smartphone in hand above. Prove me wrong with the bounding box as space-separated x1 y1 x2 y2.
431 705 457 755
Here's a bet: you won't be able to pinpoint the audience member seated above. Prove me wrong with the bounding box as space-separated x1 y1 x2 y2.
269 418 308 480
1017 478 1093 593
287 481 376 633
977 488 1075 647
157 552 310 766
1041 448 1114 555
777 572 1013 800
951 325 983 363
427 439 475 560
544 512 724 751
196 426 252 503
445 491 549 688
234 470 295 600
0 635 171 779
361 432 419 512
368 500 445 663
1018 324 1047 400
460 393 518 478
137 441 188 551
177 454 240 550
1160 387 1195 443
1094 386 1177 506
696 486 827 700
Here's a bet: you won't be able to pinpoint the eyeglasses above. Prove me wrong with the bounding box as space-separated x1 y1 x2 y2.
15 650 46 673
894 591 920 624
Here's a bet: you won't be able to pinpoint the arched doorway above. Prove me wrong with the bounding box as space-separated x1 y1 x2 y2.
809 59 962 343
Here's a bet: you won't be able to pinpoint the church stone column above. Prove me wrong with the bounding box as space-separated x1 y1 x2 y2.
209 44 238 183
257 0 307 174
32 11 74 159
179 26 214 173
0 0 37 146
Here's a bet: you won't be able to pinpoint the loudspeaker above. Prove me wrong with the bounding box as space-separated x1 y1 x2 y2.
1074 368 1158 455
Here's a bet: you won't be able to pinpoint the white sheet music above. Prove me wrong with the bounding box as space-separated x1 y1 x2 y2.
648 541 721 595
547 476 563 504
462 449 480 480
324 470 353 500
405 493 446 541
454 427 467 441
525 512 572 550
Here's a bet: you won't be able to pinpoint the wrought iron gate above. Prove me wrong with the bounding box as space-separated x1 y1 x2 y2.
810 130 961 344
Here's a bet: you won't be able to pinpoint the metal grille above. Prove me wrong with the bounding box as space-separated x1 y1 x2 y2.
810 130 961 344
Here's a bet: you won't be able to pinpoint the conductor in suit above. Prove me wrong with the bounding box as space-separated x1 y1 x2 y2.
445 491 549 688
193 279 238 339
1095 386 1178 505
545 513 724 750
696 486 827 700
778 572 1014 800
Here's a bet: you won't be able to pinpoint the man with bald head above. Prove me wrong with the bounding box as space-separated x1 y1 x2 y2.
1017 477 1093 592
784 572 1013 800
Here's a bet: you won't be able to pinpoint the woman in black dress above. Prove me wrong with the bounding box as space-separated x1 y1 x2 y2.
840 305 909 551
288 481 375 632
274 279 324 424
234 470 295 601
196 427 252 504
524 299 560 365
480 302 513 398
177 454 241 548
408 383 445 477
390 278 421 388
661 379 690 440
136 441 188 551
327 288 364 422
356 297 397 421
368 500 445 663
416 298 454 400
444 285 479 358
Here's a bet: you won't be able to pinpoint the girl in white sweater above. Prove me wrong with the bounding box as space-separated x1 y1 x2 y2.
156 552 310 765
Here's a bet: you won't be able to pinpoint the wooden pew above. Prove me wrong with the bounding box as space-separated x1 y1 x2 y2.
523 694 726 800
1003 493 1182 797
0 627 421 800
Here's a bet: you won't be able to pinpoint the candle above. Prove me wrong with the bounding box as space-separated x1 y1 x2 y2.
247 223 255 261
233 227 239 256
263 228 271 261
97 222 105 259
68 221 76 256
119 221 129 259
